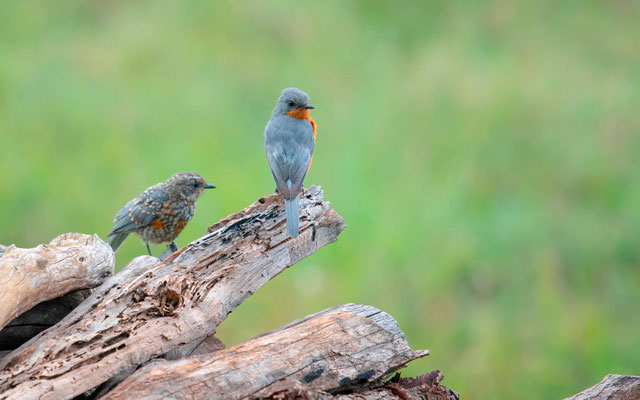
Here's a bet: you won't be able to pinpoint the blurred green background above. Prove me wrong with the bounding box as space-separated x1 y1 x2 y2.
1 1 639 398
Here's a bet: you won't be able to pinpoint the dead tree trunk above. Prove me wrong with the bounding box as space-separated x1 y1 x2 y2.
0 186 346 400
565 374 640 400
103 304 429 400
0 233 114 331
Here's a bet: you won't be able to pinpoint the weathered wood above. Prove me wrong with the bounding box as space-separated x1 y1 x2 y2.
103 304 429 400
0 255 158 367
254 371 459 400
92 332 226 399
0 290 89 351
164 331 226 361
565 374 640 400
0 233 114 331
0 186 345 400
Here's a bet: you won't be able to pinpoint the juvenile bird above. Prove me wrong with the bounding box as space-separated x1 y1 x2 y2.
107 172 215 255
264 87 316 237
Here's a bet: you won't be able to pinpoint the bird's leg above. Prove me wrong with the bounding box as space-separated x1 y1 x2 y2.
146 242 152 256
158 242 177 261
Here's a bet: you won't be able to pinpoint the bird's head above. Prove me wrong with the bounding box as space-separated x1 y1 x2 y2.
167 172 215 200
272 87 314 118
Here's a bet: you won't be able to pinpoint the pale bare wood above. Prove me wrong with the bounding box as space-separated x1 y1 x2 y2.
564 374 640 400
0 233 114 331
0 186 345 400
102 304 429 400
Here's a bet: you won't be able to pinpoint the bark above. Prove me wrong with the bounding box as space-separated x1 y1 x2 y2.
0 233 114 331
565 374 640 400
102 304 429 400
0 186 345 400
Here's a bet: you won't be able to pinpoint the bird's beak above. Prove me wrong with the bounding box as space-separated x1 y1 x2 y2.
204 183 216 189
304 104 315 109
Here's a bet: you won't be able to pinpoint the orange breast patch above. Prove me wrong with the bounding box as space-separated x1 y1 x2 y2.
287 108 317 141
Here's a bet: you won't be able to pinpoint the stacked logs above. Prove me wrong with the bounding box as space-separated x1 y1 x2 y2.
0 187 458 400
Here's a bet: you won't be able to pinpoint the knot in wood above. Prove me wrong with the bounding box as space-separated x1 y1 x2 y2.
156 286 183 316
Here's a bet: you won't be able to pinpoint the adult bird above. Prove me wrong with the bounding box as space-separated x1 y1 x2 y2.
107 172 215 256
264 87 316 237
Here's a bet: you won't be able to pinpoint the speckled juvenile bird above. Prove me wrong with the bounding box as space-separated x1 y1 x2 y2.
264 87 316 237
107 172 215 255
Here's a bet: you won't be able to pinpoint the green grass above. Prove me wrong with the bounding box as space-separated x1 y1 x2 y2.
1 1 639 398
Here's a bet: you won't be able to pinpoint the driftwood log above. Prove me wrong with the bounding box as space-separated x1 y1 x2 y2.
565 374 640 400
0 186 346 400
104 304 430 399
0 233 114 331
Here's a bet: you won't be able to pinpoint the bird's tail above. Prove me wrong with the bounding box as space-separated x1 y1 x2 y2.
108 232 129 252
285 196 299 237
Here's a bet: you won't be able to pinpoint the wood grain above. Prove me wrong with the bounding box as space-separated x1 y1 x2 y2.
103 304 429 400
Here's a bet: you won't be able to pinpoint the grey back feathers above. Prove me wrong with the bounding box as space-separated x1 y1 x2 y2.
264 87 315 237
264 116 314 200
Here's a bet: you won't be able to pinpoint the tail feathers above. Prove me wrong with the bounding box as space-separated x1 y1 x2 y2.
108 232 130 252
285 197 299 237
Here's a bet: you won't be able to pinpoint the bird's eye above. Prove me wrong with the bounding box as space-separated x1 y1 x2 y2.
288 101 295 107
193 183 199 188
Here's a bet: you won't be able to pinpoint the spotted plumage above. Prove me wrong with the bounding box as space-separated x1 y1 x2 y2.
107 172 215 255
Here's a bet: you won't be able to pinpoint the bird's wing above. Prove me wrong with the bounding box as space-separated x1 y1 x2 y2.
286 144 313 196
265 140 292 198
108 185 168 236
265 119 314 200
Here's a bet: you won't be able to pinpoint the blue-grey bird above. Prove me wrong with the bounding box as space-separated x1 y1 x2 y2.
107 172 215 255
264 87 317 237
